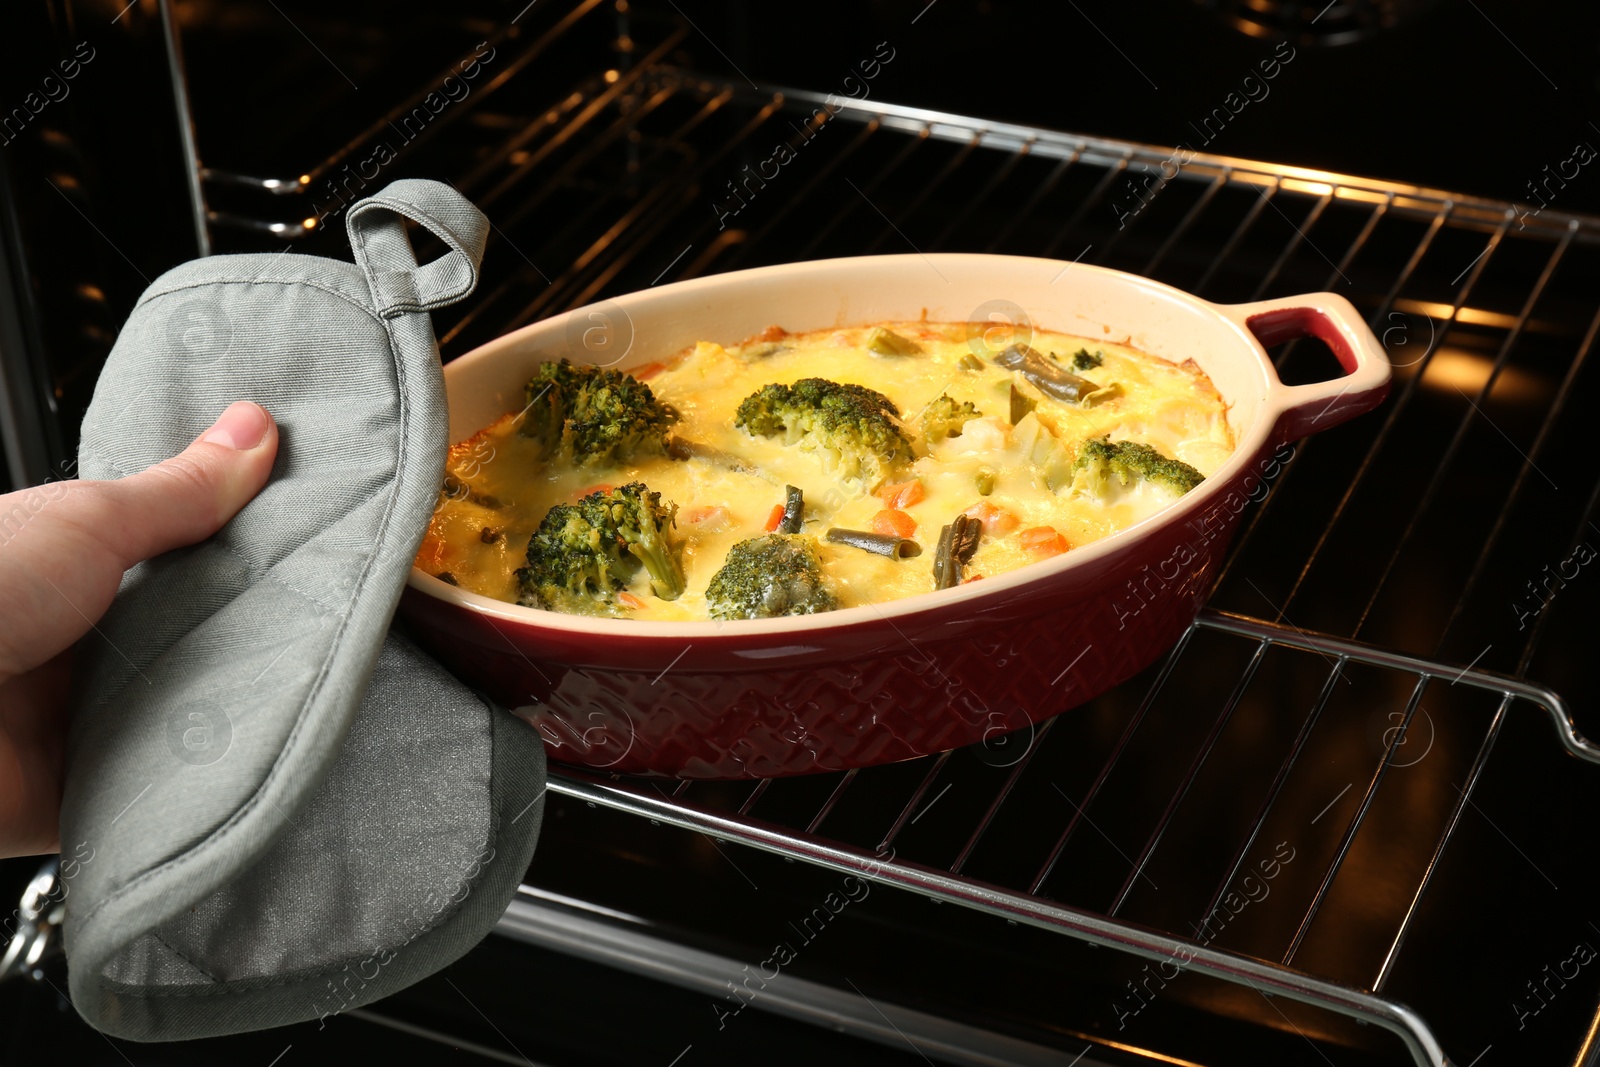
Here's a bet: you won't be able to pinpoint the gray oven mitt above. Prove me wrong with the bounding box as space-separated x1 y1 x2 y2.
59 179 547 1041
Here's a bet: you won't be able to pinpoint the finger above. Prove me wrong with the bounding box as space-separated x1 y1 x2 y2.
0 402 278 683
94 401 279 568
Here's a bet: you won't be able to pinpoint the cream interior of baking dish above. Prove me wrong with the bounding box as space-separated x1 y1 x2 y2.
410 253 1315 633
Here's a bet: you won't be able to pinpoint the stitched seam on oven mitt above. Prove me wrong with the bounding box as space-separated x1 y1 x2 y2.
58 178 546 1041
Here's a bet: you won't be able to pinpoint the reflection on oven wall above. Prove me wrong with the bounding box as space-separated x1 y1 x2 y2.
5 2 1600 1066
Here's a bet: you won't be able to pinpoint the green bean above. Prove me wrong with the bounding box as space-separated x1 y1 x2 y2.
779 485 805 534
826 528 922 559
932 514 983 589
994 342 1100 403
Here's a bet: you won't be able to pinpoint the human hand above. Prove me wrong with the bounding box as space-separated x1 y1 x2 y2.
0 401 279 858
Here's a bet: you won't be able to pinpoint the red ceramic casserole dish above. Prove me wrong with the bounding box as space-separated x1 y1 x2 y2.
400 254 1391 778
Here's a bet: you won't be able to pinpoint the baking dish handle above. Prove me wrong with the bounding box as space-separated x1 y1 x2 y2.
1221 292 1393 444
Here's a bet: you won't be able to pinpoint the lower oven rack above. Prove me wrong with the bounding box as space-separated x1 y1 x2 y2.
529 612 1600 1067
172 13 1600 1064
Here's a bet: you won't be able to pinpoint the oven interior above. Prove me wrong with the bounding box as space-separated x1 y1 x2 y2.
3 2 1600 1065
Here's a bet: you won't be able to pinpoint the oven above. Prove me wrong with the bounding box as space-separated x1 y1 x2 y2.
4 1 1599 1064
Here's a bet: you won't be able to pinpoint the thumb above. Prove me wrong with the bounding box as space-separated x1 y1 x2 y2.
96 401 279 566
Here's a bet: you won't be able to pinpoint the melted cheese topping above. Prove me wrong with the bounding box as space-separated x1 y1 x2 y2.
417 322 1234 620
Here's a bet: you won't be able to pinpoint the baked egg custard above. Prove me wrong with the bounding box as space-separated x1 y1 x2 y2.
416 321 1234 621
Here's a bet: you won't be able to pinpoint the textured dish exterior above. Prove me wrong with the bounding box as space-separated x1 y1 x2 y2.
402 483 1237 777
401 254 1389 778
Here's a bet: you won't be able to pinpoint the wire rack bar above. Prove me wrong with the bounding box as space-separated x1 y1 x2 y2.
1215 198 1450 591
806 767 857 836
722 118 885 273
1250 190 1335 302
799 127 931 258
1029 627 1196 896
1108 640 1269 916
860 133 982 256
877 750 953 854
746 85 1600 240
476 77 684 219
1196 654 1346 935
1284 674 1427 965
1274 209 1511 620
508 92 783 324
1304 191 1394 306
1142 168 1231 277
1195 177 1281 296
932 139 1036 250
982 150 1081 254
1520 436 1600 672
1350 224 1577 640
950 717 1059 876
1373 694 1511 992
201 0 613 202
1040 156 1132 262
1439 298 1600 651
1193 610 1600 764
544 767 1456 1067
737 776 772 816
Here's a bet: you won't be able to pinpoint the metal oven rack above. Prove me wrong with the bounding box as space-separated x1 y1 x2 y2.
535 614 1600 1067
496 89 1600 1066
191 7 1600 1064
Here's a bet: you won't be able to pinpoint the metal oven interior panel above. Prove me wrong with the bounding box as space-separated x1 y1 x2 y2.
6 2 1600 1065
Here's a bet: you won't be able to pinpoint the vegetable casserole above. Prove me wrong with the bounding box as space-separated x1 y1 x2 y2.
415 320 1234 621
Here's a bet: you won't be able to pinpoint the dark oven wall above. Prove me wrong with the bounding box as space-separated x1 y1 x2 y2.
700 0 1600 213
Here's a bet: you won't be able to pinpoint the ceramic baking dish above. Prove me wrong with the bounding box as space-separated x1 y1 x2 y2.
399 253 1391 778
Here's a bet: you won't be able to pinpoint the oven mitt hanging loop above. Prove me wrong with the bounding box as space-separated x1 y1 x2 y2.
348 182 487 316
60 178 546 1041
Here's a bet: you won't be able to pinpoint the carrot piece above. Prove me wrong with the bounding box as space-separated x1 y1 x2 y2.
962 499 1019 534
875 479 925 510
1018 526 1071 557
871 509 917 539
573 483 614 500
764 503 787 532
630 361 668 380
617 592 647 610
415 532 452 570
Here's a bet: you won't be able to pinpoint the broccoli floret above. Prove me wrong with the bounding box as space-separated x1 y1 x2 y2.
1071 436 1205 498
920 394 982 441
516 482 685 613
705 534 839 620
593 482 686 599
519 359 677 467
734 378 914 484
1070 348 1104 371
516 502 622 615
